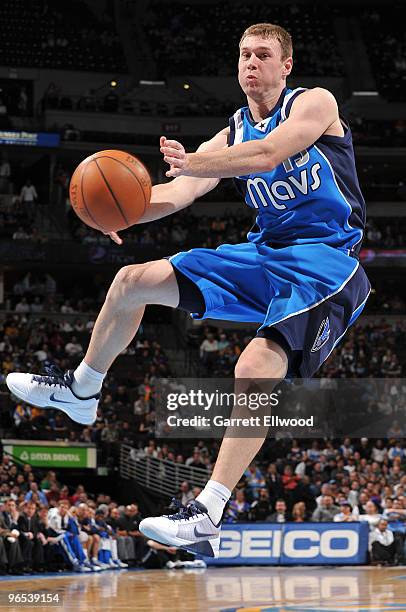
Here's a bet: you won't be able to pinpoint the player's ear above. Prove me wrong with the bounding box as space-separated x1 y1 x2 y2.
282 57 293 78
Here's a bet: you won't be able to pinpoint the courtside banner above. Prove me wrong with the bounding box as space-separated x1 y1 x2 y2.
2 439 97 469
0 130 60 147
205 522 369 565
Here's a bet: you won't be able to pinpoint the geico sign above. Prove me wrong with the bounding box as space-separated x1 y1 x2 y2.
220 529 359 559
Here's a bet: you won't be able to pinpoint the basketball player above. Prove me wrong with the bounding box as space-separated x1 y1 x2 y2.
7 24 371 558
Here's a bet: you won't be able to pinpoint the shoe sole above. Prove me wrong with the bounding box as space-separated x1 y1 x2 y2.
6 379 96 426
139 524 219 558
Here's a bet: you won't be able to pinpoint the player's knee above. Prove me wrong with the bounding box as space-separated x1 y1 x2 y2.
110 263 151 304
234 357 262 380
234 354 285 380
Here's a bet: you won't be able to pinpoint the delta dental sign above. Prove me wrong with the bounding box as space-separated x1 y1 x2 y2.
3 440 96 469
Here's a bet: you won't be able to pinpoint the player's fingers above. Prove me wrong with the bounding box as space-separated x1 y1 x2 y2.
164 139 184 150
166 167 181 177
160 146 184 159
164 155 184 167
160 136 166 147
108 231 123 245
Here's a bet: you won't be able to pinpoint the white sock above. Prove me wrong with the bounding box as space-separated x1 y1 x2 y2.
71 361 106 397
196 480 231 525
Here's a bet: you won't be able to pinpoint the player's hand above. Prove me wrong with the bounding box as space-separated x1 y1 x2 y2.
160 136 190 177
104 231 123 245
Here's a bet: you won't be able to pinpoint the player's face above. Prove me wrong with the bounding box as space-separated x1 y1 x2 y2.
238 36 292 98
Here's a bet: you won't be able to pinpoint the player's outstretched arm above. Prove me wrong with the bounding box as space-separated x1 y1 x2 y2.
141 129 229 220
161 88 340 179
106 128 228 244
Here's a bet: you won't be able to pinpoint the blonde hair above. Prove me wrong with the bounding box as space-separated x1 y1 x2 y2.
240 23 293 60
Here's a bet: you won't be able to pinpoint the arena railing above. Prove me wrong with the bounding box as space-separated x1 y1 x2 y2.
120 444 210 497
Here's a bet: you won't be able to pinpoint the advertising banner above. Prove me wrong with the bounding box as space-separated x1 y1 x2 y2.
0 131 60 147
205 522 369 566
2 440 96 469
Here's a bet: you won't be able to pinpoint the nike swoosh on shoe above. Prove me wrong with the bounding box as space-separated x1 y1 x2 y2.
49 392 76 404
193 526 217 538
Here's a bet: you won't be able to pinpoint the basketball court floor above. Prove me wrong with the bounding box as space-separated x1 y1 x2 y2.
0 566 405 611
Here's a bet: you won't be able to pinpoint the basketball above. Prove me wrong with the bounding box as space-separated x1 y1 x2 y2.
69 150 151 233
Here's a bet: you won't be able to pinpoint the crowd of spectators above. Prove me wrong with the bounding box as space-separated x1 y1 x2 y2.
0 455 198 574
0 0 125 73
0 308 171 462
145 1 344 78
227 437 406 565
1 271 405 449
42 82 235 119
69 206 253 251
351 118 406 149
1 434 406 572
364 219 406 249
67 205 406 259
194 318 406 378
360 4 406 102
132 436 406 566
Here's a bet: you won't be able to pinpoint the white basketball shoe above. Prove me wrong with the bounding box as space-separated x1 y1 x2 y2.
139 500 221 558
6 364 100 425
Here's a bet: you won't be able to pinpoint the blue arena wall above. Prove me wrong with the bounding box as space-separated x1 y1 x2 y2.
206 522 370 566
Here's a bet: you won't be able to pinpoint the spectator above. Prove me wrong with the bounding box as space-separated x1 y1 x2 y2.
0 154 11 193
268 499 289 523
244 463 265 500
281 465 300 506
17 501 45 572
185 450 206 470
0 498 24 574
47 501 91 572
356 491 370 515
15 297 30 313
65 336 83 357
117 504 144 564
74 503 105 570
334 502 358 522
107 507 136 566
291 501 307 522
249 488 271 521
369 519 396 566
359 501 382 529
388 438 405 458
177 481 194 506
199 333 218 372
371 440 388 463
93 508 127 569
312 495 340 522
265 463 283 504
13 226 31 241
19 179 38 223
225 489 250 523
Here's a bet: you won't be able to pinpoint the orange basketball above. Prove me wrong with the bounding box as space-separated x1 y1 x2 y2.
69 150 151 233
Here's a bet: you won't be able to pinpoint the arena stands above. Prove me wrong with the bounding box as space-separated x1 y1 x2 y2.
145 1 344 78
360 2 406 102
0 451 196 573
0 0 125 72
